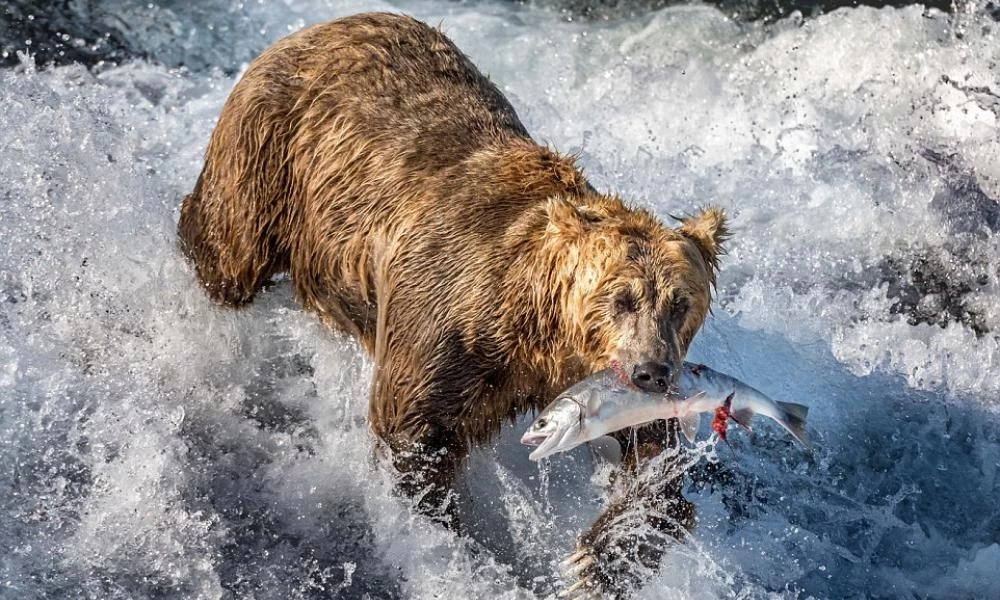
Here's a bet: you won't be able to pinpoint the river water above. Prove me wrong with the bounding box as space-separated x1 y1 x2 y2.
1 1 999 598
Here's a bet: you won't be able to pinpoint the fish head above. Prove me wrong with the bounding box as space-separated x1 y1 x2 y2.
521 387 603 461
520 401 572 447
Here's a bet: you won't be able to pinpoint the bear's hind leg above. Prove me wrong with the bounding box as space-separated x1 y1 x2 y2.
178 62 300 307
178 173 290 307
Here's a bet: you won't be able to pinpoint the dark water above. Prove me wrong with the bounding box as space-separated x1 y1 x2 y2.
0 0 972 71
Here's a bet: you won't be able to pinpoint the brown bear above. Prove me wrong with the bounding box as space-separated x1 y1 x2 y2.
178 12 727 598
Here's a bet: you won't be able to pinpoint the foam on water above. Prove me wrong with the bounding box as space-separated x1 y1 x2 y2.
2 1 999 598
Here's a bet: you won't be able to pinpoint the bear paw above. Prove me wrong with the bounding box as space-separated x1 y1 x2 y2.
558 515 678 600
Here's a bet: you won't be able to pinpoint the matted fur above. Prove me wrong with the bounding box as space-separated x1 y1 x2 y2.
179 12 727 595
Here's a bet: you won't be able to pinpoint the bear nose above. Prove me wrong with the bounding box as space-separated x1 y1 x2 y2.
631 362 673 393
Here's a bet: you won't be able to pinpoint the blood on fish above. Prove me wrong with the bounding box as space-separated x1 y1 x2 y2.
608 360 632 386
712 392 736 442
712 408 729 440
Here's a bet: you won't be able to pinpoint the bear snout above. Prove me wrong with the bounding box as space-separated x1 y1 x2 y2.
631 361 674 393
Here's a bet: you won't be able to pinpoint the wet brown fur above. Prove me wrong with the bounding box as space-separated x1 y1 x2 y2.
179 12 727 594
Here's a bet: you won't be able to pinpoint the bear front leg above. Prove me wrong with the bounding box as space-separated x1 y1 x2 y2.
382 422 467 530
369 344 469 529
559 421 695 600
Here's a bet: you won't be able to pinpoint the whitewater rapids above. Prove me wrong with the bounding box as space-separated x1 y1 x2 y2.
1 1 999 598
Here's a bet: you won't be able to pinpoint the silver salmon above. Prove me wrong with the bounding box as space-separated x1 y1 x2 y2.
520 362 810 461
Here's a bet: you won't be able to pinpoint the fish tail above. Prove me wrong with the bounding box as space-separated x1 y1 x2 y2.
776 401 811 449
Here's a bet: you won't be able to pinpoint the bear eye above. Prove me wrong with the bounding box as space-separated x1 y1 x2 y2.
612 292 638 317
670 297 690 324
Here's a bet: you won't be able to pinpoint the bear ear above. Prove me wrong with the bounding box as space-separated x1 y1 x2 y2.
545 197 589 237
677 207 729 268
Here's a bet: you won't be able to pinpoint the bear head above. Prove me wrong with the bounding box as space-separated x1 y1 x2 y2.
544 197 728 392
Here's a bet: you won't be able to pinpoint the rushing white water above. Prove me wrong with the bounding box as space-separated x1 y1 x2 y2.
2 1 999 598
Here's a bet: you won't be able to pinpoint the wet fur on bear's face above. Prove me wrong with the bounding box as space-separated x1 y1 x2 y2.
544 197 728 382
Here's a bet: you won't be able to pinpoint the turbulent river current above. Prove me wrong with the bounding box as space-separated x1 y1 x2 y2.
1 0 999 598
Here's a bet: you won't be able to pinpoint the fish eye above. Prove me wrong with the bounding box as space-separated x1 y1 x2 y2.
535 418 547 429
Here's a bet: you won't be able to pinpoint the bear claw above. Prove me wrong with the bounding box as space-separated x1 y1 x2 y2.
560 555 594 579
557 580 590 599
558 549 590 572
558 548 603 599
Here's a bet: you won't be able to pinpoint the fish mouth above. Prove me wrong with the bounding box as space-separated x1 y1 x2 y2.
527 423 582 461
519 432 548 447
528 439 560 462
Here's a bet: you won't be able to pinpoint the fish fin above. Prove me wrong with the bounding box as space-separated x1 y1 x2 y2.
678 413 700 444
730 408 754 431
585 393 603 416
588 436 622 465
776 401 811 449
777 401 809 421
